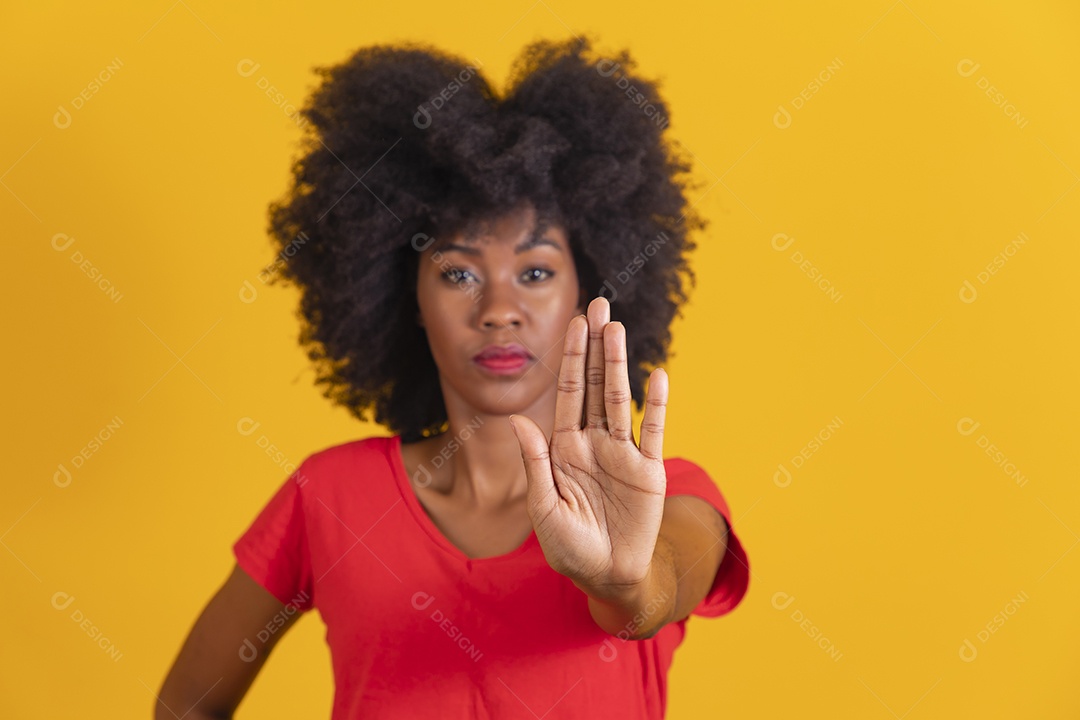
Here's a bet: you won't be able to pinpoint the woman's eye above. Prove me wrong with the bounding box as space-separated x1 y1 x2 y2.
442 267 477 284
442 267 553 285
522 267 554 282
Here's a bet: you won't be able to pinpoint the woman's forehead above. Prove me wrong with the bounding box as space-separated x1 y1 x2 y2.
433 208 567 253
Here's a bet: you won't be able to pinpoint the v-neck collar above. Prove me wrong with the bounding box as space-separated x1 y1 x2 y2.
386 434 539 565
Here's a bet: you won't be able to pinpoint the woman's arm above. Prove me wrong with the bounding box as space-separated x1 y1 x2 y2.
154 563 305 720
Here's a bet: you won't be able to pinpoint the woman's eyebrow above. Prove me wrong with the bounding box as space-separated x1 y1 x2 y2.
439 226 562 256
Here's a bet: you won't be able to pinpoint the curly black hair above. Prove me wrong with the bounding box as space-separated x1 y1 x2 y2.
263 34 709 442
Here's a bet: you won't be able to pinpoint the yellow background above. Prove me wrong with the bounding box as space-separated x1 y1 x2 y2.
4 1 1078 717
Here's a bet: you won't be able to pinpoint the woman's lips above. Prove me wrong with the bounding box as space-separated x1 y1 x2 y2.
472 343 532 375
473 355 531 375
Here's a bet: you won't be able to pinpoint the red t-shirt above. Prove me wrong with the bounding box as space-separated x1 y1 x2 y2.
233 434 749 719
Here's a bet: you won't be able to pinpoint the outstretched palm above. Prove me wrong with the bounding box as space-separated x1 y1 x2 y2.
510 296 669 601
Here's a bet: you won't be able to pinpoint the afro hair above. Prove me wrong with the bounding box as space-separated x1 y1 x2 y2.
263 34 710 442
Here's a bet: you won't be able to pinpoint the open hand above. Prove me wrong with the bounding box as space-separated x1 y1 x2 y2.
509 296 669 601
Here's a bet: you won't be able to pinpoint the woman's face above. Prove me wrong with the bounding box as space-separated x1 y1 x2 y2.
415 202 586 418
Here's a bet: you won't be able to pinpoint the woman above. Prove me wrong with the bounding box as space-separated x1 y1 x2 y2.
157 34 749 719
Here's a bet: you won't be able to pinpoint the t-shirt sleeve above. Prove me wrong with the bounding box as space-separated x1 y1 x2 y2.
232 460 315 612
664 458 750 618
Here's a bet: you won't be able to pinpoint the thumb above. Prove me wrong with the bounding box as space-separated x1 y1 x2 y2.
509 414 559 521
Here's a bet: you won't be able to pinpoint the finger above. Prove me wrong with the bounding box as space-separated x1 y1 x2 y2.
509 414 561 520
584 296 610 429
639 368 668 461
603 322 633 442
553 314 588 434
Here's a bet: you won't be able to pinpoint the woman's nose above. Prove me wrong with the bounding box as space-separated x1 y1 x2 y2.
480 308 522 330
478 283 523 330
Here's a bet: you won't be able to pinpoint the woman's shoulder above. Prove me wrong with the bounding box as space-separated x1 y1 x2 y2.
662 455 733 503
662 455 712 482
291 433 399 485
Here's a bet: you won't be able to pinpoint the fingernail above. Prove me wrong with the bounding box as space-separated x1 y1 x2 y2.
508 415 517 433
